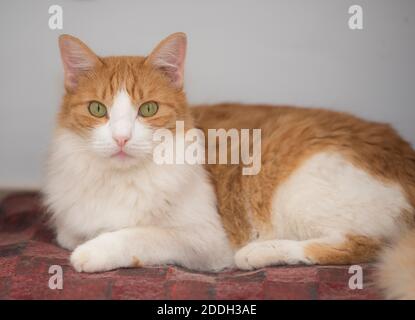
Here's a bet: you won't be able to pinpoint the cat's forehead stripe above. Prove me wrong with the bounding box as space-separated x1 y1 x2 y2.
111 89 135 115
108 89 137 137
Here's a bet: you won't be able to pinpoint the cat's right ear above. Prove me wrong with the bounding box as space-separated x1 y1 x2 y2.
145 32 187 89
58 35 102 92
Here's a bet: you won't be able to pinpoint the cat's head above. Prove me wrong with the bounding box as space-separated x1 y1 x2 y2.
57 33 192 168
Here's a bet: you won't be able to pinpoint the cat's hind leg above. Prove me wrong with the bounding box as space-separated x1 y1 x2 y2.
234 234 381 270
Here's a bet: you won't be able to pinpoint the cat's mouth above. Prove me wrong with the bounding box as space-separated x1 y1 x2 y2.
111 150 132 160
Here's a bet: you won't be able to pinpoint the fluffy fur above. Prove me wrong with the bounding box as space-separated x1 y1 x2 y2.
44 33 415 298
376 229 415 299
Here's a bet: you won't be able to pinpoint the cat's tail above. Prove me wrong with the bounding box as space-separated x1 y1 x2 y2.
376 229 415 299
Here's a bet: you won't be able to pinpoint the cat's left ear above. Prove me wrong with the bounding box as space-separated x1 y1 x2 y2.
146 32 187 89
59 34 102 92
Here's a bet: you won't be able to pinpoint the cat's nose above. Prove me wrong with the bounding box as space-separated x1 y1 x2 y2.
113 136 130 147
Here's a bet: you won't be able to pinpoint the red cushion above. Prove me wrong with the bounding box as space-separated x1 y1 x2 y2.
0 193 381 300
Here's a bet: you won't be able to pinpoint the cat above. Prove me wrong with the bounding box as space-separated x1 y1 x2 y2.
43 33 415 297
376 230 415 299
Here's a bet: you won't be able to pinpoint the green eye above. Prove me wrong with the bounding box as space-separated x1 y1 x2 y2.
88 101 107 118
139 101 158 117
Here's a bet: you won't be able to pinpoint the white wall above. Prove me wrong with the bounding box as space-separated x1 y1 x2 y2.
0 0 414 189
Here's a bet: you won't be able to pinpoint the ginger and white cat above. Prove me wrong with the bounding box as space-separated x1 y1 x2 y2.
43 33 415 297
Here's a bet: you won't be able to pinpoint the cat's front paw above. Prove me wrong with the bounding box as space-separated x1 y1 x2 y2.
70 242 113 273
70 233 136 273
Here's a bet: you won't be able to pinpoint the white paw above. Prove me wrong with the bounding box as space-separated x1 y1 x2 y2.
70 242 113 273
235 241 275 270
234 240 310 270
70 233 131 273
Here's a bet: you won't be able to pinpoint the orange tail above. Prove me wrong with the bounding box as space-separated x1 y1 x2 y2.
376 229 415 299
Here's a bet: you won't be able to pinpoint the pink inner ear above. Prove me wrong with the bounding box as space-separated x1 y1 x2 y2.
150 35 186 88
59 37 99 90
62 53 91 88
66 73 78 90
159 65 182 85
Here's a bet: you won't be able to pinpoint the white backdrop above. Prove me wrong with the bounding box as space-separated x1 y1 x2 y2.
0 0 414 189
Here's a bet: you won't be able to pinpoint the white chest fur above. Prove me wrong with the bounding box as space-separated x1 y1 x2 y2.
43 130 228 252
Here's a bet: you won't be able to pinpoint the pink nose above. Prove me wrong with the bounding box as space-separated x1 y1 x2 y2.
114 136 130 147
